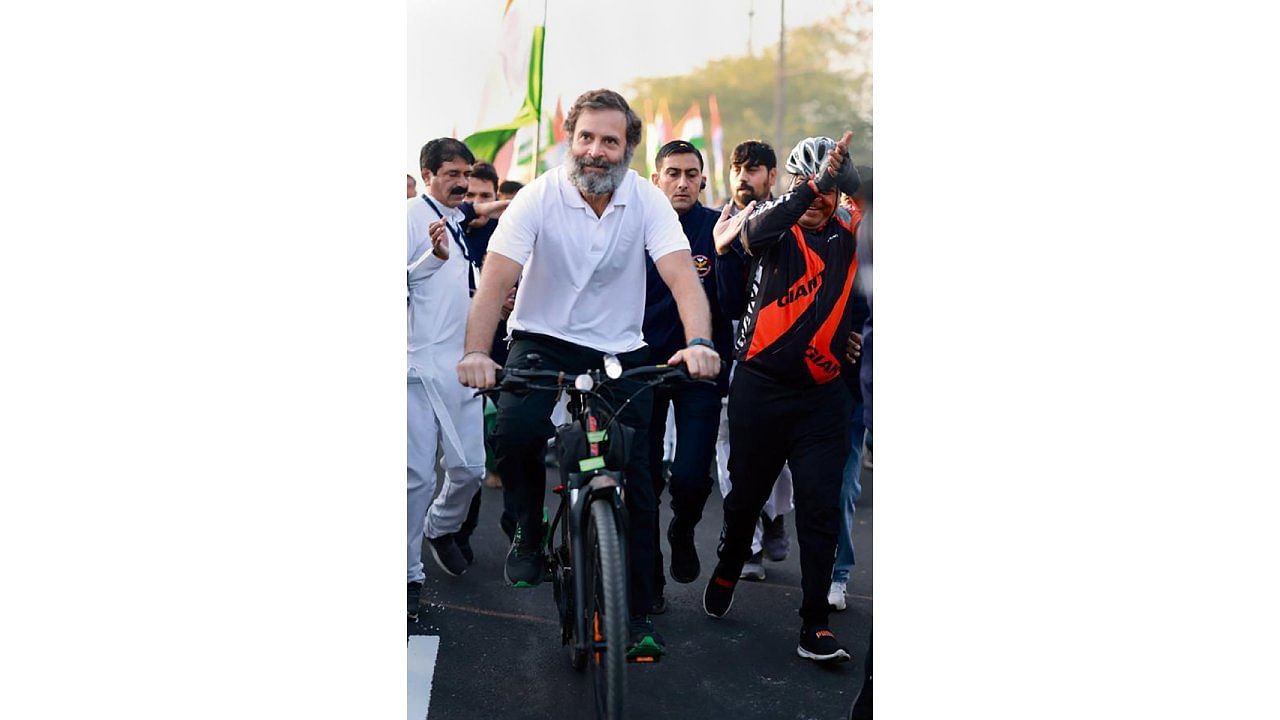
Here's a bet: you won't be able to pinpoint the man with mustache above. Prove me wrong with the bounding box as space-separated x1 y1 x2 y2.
456 89 721 660
641 141 747 613
407 138 487 621
702 132 863 664
713 140 797 582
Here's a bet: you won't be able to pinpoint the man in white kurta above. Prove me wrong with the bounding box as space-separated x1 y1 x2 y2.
408 139 486 608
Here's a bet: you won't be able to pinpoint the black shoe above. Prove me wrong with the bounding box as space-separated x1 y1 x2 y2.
426 533 469 577
504 525 545 588
407 581 423 620
667 519 700 584
702 570 738 618
455 534 475 565
627 615 665 661
797 625 851 663
761 513 789 561
650 594 668 615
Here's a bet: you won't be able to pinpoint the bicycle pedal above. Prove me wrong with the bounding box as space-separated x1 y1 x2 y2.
625 638 665 664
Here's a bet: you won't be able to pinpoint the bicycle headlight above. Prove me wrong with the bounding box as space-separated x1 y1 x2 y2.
603 354 622 379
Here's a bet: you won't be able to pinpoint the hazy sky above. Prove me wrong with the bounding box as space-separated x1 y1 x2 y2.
408 0 865 172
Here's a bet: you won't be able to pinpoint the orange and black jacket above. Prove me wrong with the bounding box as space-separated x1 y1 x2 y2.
733 179 862 389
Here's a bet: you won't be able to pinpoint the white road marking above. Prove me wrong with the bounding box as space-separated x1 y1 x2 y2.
407 635 440 720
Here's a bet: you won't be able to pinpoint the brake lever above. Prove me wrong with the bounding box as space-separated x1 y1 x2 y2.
474 379 561 398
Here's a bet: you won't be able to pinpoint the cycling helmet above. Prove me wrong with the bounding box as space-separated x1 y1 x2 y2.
785 136 836 178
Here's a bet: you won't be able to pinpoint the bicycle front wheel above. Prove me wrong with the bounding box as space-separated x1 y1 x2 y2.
586 498 627 720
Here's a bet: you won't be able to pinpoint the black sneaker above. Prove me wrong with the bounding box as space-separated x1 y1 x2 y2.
667 519 700 584
650 594 668 615
702 571 738 618
504 525 545 588
627 615 665 662
407 581 423 621
455 534 475 565
761 513 789 561
797 626 851 663
426 533 468 577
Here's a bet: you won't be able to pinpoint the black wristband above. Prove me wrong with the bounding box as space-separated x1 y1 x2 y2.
687 337 715 352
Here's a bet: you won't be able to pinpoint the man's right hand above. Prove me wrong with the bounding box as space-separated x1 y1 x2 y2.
457 351 501 389
712 201 755 255
815 131 859 196
428 219 450 260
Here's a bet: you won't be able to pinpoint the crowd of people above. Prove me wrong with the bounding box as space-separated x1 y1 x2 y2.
408 88 872 704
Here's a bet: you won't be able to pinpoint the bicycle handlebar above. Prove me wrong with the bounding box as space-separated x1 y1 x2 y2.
473 363 707 397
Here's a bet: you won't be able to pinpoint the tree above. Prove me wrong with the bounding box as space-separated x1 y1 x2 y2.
627 8 872 201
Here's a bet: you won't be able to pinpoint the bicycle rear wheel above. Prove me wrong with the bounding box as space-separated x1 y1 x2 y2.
586 498 627 720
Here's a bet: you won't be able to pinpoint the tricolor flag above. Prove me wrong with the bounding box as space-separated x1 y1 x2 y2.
508 123 540 184
541 96 568 171
645 99 675 176
708 94 726 203
656 99 674 146
643 99 658 176
672 102 705 152
464 0 545 171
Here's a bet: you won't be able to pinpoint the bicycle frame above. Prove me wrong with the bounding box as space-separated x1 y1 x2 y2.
548 390 631 662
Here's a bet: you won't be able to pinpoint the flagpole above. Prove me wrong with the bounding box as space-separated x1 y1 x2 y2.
531 0 548 180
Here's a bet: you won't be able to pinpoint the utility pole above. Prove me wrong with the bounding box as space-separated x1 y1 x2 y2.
772 0 785 195
747 0 755 56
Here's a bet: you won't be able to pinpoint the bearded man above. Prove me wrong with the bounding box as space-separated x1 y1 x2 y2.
456 88 721 659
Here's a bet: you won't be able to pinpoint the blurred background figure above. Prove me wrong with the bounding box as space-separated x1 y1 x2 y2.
407 173 418 199
497 179 524 200
828 164 872 613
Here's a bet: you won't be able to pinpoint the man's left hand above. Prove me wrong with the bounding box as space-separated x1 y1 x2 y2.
668 344 721 380
846 331 862 363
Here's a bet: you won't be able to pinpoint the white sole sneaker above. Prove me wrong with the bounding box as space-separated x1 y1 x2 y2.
797 645 851 662
427 540 466 577
703 591 734 619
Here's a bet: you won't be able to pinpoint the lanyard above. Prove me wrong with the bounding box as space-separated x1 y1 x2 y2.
421 194 473 263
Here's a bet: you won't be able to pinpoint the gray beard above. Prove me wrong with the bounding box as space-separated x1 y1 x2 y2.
567 148 632 196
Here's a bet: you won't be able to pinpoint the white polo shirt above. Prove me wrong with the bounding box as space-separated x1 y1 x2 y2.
487 164 690 354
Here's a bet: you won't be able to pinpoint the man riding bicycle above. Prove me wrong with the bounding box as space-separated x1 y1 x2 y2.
456 88 721 658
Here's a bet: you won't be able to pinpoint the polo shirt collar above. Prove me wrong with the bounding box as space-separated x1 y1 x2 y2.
559 165 634 214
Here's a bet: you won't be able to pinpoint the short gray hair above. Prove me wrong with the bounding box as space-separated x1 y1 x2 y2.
563 88 643 152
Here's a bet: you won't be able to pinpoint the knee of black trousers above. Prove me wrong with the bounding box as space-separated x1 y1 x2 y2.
668 473 713 517
491 412 553 459
799 505 842 540
621 457 658 517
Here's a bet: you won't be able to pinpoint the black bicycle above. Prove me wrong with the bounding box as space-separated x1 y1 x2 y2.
477 354 703 720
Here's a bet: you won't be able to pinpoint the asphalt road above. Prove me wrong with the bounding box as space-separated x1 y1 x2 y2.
409 463 872 720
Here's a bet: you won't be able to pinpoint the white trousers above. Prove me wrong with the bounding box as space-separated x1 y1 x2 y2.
662 404 677 462
715 398 793 555
408 375 485 583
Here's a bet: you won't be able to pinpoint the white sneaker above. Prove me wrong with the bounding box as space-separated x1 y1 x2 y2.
739 551 766 581
827 580 847 611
